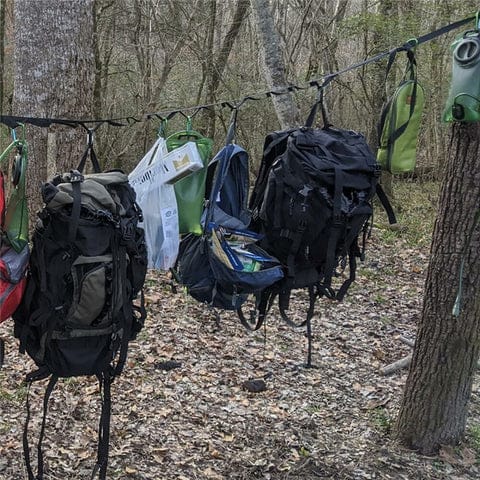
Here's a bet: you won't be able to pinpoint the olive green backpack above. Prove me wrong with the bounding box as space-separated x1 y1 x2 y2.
377 49 425 174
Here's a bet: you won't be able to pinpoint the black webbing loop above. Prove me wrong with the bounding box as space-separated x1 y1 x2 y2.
77 128 101 173
278 289 307 329
237 288 277 331
305 85 331 128
335 248 358 301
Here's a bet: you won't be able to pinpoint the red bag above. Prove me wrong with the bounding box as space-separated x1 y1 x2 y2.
0 244 28 322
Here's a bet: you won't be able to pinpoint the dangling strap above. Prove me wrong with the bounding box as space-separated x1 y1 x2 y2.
91 373 112 480
277 285 318 365
376 183 397 225
305 285 317 367
335 248 358 301
23 374 58 480
278 289 308 328
237 288 277 331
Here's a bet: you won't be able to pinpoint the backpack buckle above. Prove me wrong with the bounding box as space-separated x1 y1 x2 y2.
299 185 313 197
373 165 382 177
70 169 84 183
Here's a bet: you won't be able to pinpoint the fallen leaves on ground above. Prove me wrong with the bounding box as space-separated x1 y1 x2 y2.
0 227 479 479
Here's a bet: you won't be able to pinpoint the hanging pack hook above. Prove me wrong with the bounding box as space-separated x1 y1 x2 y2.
185 115 192 132
225 105 239 145
87 128 95 148
76 125 101 174
305 84 331 129
157 118 168 138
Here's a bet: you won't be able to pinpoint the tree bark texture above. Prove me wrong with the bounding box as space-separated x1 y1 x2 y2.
251 0 300 129
396 123 480 455
0 0 5 114
12 0 95 221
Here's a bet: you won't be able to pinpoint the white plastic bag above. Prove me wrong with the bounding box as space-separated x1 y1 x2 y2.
129 137 179 270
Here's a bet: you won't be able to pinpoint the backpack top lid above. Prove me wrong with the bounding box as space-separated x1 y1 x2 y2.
42 171 129 214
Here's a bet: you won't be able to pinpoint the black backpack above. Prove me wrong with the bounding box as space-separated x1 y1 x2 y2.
247 99 395 365
175 116 283 316
13 137 148 480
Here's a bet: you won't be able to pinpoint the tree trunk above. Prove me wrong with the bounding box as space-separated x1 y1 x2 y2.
0 0 5 114
12 0 95 221
251 0 300 129
395 122 480 454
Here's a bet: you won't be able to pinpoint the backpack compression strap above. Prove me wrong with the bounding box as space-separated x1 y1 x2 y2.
69 139 102 242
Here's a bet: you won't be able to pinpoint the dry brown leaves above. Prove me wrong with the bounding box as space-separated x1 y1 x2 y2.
0 227 479 479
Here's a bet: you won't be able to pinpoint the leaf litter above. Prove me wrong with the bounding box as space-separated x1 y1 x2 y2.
0 226 479 479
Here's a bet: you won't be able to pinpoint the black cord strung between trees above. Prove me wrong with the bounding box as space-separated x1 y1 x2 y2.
0 14 476 131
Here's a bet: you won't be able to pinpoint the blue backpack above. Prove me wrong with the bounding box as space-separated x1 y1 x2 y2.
174 121 283 312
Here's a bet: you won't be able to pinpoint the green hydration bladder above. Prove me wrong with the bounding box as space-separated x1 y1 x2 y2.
377 48 425 174
0 126 29 252
166 117 213 235
443 14 480 123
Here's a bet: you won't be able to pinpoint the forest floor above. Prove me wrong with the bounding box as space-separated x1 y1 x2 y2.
1 181 480 480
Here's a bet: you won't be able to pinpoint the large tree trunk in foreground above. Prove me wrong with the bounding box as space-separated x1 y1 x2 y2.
396 123 480 454
251 0 300 129
12 0 95 222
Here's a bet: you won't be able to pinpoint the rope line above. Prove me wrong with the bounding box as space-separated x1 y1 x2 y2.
0 13 476 130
